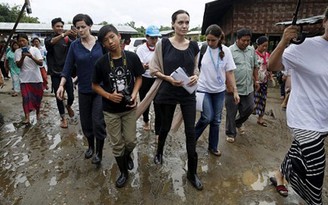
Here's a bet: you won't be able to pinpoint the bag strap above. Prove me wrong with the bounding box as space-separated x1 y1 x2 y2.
198 42 208 69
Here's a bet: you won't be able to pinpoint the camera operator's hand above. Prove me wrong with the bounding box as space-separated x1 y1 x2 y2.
108 90 123 103
22 51 32 58
126 93 137 108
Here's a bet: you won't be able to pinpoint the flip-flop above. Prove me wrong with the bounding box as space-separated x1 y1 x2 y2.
226 136 235 143
208 148 222 156
269 177 288 197
257 121 267 127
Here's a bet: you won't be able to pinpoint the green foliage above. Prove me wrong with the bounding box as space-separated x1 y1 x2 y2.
99 21 109 25
0 3 39 23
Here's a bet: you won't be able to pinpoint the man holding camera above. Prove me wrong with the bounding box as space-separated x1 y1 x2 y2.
45 17 76 128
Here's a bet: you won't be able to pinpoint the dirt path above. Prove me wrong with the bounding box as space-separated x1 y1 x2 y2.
0 85 327 205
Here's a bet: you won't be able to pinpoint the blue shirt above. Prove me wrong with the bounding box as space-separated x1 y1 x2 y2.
61 38 104 94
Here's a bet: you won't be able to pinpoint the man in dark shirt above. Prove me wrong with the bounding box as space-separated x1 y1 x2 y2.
45 17 76 128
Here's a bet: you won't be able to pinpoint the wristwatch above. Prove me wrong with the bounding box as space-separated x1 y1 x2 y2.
61 33 65 38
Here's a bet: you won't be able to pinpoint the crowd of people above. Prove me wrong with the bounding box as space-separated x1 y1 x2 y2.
0 6 327 204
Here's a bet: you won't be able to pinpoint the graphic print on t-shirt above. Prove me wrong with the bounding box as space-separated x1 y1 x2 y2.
108 65 132 92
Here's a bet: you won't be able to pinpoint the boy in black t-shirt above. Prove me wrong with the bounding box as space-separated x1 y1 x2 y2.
92 25 144 188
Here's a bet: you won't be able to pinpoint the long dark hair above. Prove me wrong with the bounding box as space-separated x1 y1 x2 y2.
205 24 225 60
73 13 93 27
171 9 189 30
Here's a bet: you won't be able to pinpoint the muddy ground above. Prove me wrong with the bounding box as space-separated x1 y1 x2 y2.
0 80 327 205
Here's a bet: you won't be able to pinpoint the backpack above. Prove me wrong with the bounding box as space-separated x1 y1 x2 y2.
198 43 208 69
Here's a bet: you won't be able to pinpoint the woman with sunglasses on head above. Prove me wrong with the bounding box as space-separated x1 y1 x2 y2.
57 14 107 166
136 25 162 139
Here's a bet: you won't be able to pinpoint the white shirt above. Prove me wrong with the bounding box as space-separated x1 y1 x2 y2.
15 46 43 83
198 45 236 93
136 42 155 78
282 36 328 132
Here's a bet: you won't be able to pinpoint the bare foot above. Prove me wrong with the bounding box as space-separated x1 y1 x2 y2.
143 122 150 131
275 171 285 185
60 118 68 128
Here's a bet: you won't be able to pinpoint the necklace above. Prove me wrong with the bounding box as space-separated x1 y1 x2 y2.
146 42 155 51
108 51 129 92
108 51 127 70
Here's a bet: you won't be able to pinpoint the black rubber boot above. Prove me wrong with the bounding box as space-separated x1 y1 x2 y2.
187 153 203 191
125 150 134 170
91 139 104 165
115 156 129 188
85 137 94 159
153 136 164 165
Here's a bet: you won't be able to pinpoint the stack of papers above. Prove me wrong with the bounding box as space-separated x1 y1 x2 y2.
170 67 197 94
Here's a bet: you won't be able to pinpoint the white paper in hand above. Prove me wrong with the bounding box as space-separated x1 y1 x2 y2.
170 67 197 94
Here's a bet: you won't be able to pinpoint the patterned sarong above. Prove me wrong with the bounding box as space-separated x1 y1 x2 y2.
281 128 327 205
254 82 268 116
21 83 43 114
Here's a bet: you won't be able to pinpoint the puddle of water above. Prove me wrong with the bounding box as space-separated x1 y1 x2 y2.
4 124 15 133
11 136 22 147
250 173 267 191
18 154 29 166
49 176 57 186
201 164 208 173
243 170 277 191
249 202 276 205
14 173 30 188
76 133 84 140
48 134 62 150
168 158 186 201
3 151 8 157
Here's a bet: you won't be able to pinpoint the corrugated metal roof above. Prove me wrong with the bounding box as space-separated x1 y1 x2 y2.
0 22 138 34
275 15 324 26
160 30 174 35
201 0 232 34
187 30 201 35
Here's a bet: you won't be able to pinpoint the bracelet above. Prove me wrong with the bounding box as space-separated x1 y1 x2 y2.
255 81 260 84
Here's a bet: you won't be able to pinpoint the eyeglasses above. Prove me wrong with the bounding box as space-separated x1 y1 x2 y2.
149 36 158 40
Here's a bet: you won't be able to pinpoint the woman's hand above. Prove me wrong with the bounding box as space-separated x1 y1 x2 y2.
187 75 198 86
167 76 183 87
56 85 65 100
